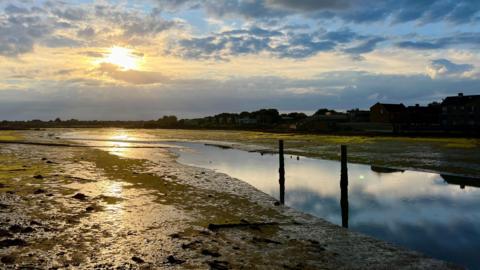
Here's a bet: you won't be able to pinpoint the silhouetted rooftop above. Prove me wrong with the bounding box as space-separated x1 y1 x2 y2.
442 93 480 106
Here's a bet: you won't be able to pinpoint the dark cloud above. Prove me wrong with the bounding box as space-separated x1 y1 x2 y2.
427 59 474 78
41 35 82 48
171 27 381 59
153 0 480 25
396 32 480 50
4 4 30 14
343 37 385 55
266 0 352 11
2 71 479 120
77 26 95 39
0 8 52 56
52 7 86 21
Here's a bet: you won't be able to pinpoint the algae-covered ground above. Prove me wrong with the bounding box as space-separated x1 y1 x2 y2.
0 130 465 269
84 128 480 176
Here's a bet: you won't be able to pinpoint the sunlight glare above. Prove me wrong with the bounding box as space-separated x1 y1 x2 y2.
104 47 141 70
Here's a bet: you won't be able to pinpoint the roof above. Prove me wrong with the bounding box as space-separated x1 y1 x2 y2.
371 103 406 112
442 94 480 106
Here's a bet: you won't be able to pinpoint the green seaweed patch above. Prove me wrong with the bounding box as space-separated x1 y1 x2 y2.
78 148 286 228
0 131 23 141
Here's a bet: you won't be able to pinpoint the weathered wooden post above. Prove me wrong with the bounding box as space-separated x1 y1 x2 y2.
340 145 349 228
279 140 285 205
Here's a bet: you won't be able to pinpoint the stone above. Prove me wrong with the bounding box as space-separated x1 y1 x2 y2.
0 238 27 248
72 193 88 201
167 255 185 265
1 256 15 264
201 249 221 257
131 256 145 264
207 260 229 270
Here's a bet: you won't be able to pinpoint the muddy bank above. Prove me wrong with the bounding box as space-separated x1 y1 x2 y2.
0 134 462 269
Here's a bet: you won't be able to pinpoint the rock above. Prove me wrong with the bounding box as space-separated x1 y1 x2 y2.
0 229 12 238
86 206 95 212
34 189 46 195
9 225 22 233
1 256 15 264
207 260 229 270
21 227 35 234
0 238 27 248
72 193 88 201
167 255 185 265
41 158 47 161
274 201 281 206
181 240 201 250
30 220 41 226
201 249 221 257
0 203 8 209
131 256 145 264
33 175 44 180
0 183 5 188
252 237 281 245
46 160 53 164
169 233 181 239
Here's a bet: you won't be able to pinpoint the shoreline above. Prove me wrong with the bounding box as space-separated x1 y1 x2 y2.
0 132 463 269
2 137 480 179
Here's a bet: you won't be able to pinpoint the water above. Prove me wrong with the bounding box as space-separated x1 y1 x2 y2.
60 130 480 268
169 142 480 269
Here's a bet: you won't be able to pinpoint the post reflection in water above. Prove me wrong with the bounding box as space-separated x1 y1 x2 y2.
340 145 349 228
61 130 480 269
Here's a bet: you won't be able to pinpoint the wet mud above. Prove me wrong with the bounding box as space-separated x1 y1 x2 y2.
0 131 462 269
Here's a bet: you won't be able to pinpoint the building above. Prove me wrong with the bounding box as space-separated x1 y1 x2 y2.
370 103 406 123
441 93 480 131
347 109 370 122
405 103 441 128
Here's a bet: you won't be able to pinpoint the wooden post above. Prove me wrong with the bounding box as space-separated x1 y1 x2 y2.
279 140 285 205
340 145 349 228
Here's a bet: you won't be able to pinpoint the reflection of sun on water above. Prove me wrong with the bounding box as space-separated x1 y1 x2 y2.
103 47 141 70
109 133 135 156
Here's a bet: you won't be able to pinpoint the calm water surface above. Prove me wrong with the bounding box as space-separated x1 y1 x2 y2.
61 130 480 269
169 142 480 269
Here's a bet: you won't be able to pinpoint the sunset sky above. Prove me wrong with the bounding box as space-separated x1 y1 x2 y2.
1 0 479 120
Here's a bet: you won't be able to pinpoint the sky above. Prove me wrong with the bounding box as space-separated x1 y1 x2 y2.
0 0 479 120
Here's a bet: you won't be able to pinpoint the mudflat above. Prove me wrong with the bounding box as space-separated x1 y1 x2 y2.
0 130 462 269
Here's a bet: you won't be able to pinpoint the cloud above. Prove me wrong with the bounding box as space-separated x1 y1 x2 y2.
0 2 183 57
96 63 168 85
52 7 86 21
343 37 385 55
170 26 381 60
426 59 474 79
77 26 96 39
396 32 480 50
0 6 52 56
266 0 352 11
2 71 480 120
152 0 480 25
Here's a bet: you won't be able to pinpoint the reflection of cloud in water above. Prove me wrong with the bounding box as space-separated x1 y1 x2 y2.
164 142 480 268
62 131 480 268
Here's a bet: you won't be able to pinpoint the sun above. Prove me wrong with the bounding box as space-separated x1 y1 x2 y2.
104 47 141 70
